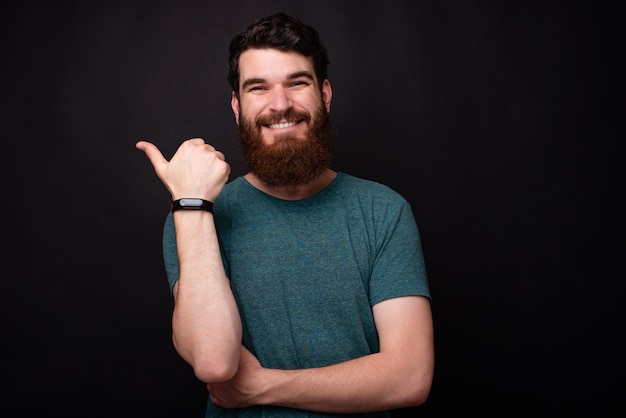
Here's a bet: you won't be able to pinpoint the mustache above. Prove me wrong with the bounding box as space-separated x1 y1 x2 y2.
255 108 312 126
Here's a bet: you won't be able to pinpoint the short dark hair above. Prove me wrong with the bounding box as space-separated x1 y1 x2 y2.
227 13 330 95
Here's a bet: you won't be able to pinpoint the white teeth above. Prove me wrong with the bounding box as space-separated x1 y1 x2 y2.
268 121 297 129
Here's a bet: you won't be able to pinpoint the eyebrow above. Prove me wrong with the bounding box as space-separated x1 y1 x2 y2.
241 71 315 91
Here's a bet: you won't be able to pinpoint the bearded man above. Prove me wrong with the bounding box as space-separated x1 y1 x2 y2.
137 12 434 418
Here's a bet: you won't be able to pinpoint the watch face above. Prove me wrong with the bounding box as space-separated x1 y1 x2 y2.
180 198 203 207
172 198 213 213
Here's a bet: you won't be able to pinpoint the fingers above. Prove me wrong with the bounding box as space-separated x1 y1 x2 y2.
213 150 226 161
137 138 230 201
187 137 208 146
183 138 223 156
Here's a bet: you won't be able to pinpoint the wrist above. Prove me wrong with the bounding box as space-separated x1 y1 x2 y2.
254 367 292 407
171 198 214 213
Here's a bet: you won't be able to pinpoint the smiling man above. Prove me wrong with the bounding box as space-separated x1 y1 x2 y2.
137 12 434 417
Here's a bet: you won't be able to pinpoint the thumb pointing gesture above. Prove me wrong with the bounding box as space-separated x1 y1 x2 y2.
136 140 168 180
136 138 230 202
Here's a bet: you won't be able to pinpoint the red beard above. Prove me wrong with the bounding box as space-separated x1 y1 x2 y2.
237 106 333 188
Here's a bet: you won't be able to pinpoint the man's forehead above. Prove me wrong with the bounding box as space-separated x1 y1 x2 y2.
239 48 315 77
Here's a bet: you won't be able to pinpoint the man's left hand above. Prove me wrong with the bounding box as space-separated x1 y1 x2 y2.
207 345 265 408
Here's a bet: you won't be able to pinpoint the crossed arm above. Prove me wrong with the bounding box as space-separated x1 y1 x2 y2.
207 295 434 413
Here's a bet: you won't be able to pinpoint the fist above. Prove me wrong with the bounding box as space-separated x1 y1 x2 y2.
136 138 231 201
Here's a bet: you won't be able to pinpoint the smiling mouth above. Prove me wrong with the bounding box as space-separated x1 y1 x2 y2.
267 121 299 129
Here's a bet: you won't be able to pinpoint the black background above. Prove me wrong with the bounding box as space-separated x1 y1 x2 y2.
3 1 622 417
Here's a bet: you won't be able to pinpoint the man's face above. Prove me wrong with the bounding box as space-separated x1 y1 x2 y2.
231 49 333 187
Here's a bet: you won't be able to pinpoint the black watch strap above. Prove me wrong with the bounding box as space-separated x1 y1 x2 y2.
171 198 214 213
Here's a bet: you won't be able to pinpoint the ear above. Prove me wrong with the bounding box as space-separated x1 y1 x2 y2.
321 79 332 112
231 91 240 124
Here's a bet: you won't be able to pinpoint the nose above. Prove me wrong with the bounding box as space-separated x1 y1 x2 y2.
268 86 292 113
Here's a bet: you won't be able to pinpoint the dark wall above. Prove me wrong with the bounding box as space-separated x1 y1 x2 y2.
3 1 621 417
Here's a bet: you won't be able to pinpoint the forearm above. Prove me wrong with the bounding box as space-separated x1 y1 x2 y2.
172 210 242 383
256 297 433 413
255 351 432 413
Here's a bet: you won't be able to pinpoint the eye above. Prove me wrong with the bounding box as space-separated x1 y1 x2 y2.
290 80 309 88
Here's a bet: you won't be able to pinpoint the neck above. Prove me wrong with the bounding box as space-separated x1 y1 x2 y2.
245 169 337 201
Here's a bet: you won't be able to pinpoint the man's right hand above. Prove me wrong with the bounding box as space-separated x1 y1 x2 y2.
136 138 231 202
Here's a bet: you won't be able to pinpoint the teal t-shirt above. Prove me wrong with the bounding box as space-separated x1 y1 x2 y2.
162 172 430 417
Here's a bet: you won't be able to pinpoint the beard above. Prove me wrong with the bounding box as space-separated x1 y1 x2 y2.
237 105 333 188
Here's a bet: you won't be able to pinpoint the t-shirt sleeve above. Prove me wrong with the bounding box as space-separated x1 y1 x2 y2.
368 197 430 305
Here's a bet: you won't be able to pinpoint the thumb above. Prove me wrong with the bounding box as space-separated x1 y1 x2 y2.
136 140 168 175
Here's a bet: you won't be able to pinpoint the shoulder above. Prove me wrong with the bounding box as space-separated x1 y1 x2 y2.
213 176 257 226
335 172 410 207
214 176 249 208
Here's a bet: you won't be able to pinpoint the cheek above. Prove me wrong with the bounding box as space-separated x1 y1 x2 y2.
305 94 326 111
241 101 268 120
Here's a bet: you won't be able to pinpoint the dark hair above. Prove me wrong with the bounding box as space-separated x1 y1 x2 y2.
227 13 330 95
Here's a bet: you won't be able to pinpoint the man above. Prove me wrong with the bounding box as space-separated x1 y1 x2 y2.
136 12 434 417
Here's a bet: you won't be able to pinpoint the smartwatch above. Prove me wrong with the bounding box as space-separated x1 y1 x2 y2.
171 198 214 213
